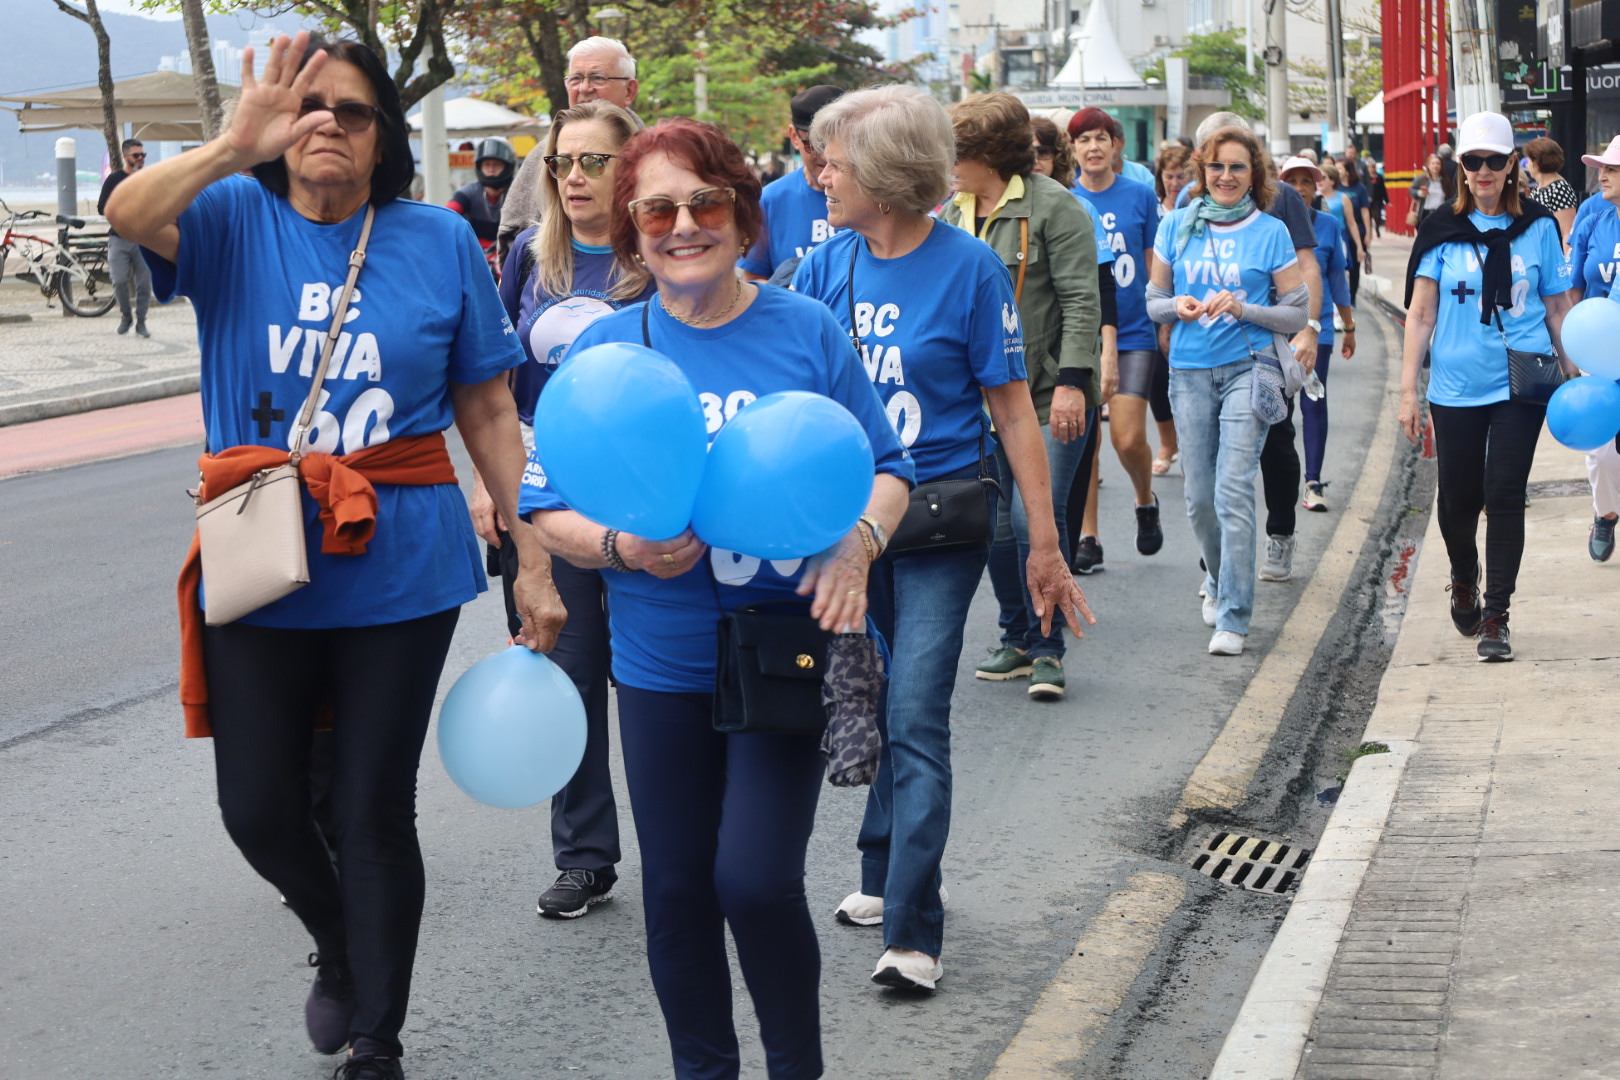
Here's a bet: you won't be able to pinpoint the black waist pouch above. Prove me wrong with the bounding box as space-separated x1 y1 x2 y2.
713 603 834 735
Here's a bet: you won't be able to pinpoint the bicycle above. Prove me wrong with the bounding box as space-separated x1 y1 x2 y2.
0 198 116 317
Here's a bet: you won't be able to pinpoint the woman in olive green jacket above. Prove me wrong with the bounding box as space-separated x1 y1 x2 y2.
942 91 1106 699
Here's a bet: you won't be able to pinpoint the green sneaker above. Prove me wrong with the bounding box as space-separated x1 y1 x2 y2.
975 646 1033 681
1028 657 1065 700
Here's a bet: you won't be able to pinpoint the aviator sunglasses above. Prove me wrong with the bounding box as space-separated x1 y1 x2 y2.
627 186 737 237
298 98 381 133
1460 152 1511 172
542 153 617 179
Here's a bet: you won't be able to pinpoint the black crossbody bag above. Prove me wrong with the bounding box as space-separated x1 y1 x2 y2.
844 243 1000 555
1470 242 1567 405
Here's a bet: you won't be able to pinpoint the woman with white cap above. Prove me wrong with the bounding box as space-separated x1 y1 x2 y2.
1558 135 1620 563
1399 111 1577 662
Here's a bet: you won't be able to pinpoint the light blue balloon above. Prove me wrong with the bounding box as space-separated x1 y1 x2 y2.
1547 375 1620 452
1559 298 1620 381
692 391 876 560
535 342 708 540
437 647 587 809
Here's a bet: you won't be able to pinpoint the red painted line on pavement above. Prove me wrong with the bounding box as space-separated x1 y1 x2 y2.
0 393 204 480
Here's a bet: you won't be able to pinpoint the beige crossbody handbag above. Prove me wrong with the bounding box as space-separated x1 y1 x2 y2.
194 205 375 626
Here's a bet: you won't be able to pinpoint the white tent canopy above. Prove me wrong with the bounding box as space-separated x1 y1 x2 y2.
1356 92 1384 128
1051 0 1144 89
0 70 238 142
408 97 546 139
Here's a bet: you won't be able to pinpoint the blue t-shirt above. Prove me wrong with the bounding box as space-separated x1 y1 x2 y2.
1310 209 1353 348
146 175 523 627
1340 181 1370 238
1077 174 1161 348
518 285 913 692
1151 207 1299 369
1572 189 1607 237
1568 203 1620 299
737 168 837 278
1121 159 1155 187
792 221 1027 480
1413 211 1574 406
1070 190 1116 265
499 230 656 424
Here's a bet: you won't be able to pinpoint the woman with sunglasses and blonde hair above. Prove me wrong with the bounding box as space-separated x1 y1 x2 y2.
480 100 653 921
1146 125 1308 657
1399 112 1576 662
522 117 913 1079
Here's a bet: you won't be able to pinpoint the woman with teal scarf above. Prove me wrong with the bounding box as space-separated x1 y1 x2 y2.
1146 126 1308 656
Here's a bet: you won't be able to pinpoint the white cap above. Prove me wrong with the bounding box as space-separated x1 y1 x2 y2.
1582 135 1620 169
1456 112 1514 156
1277 156 1324 182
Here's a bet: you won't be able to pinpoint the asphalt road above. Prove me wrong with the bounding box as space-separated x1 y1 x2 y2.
0 319 1397 1080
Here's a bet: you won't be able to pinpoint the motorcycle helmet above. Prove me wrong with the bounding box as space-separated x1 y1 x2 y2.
474 137 517 191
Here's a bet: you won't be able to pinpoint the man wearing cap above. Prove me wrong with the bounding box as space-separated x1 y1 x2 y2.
739 85 844 285
1563 134 1620 562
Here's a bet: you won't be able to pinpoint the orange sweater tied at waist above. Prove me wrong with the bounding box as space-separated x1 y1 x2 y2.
178 432 459 738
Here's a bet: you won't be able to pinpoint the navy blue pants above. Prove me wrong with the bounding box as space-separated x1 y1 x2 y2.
616 684 825 1080
1301 344 1333 483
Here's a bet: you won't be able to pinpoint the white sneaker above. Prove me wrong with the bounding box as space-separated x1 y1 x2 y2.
872 947 944 991
1259 534 1295 582
1209 630 1245 656
836 887 949 926
1201 593 1218 627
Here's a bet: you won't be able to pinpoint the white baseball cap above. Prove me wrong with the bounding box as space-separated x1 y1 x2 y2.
1277 156 1325 182
1582 135 1620 169
1456 112 1514 156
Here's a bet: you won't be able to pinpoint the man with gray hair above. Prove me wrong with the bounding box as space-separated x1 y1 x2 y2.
1184 111 1323 583
498 36 643 257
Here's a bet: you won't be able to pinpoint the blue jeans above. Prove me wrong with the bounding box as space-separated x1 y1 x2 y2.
987 414 1092 658
860 493 989 958
1169 361 1269 635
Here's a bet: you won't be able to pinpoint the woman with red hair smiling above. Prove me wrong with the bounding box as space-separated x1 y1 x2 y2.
521 118 914 1079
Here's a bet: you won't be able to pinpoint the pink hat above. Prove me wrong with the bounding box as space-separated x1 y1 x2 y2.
1582 135 1620 169
1278 156 1325 182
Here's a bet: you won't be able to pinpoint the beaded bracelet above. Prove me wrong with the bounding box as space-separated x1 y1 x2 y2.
601 528 630 572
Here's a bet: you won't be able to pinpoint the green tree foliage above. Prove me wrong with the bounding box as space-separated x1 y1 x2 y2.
1287 39 1382 120
1141 30 1266 120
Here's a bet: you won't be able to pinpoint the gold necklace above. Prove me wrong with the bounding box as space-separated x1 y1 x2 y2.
660 280 745 327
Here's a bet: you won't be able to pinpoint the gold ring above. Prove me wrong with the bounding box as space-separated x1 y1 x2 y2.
662 553 676 565
845 589 861 596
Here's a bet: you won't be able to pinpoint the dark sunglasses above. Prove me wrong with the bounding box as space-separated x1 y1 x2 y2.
127 152 146 159
542 153 616 179
627 187 736 237
1460 152 1510 172
1035 145 1057 158
298 98 381 134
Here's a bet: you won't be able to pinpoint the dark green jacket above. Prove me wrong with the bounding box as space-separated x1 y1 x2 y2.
940 172 1103 417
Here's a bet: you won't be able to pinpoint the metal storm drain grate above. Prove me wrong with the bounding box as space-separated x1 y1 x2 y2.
1190 832 1311 895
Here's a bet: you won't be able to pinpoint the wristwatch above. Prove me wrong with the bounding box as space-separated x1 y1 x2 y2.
1306 318 1323 334
858 513 889 558
1343 321 1357 332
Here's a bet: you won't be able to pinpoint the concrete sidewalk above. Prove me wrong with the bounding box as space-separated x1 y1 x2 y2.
0 280 199 426
1212 228 1620 1079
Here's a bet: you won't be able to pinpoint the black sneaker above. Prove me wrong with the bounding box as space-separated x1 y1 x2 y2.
304 952 356 1055
1071 535 1104 574
1446 568 1483 637
116 314 131 335
1591 515 1617 563
1476 616 1512 662
1135 498 1164 555
333 1054 404 1080
537 868 614 918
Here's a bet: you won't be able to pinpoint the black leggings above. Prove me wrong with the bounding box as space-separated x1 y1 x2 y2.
1149 348 1173 423
1429 400 1545 621
1260 394 1300 538
204 607 461 1058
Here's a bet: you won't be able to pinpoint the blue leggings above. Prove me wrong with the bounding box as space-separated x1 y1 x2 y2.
616 684 826 1080
1301 344 1333 482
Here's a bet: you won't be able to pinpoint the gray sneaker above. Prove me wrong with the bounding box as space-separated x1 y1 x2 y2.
1259 534 1295 582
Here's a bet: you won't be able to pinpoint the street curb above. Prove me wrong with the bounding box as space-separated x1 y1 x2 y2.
1204 740 1414 1080
0 374 199 428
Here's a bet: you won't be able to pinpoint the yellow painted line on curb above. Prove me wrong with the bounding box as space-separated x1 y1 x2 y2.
1167 310 1404 830
986 871 1188 1079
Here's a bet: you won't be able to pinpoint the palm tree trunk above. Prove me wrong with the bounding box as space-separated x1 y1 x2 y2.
180 0 224 140
52 0 120 165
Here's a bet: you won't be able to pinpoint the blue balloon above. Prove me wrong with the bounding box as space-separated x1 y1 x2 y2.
1557 298 1620 381
535 343 708 540
1547 375 1620 452
692 391 876 560
437 647 587 809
